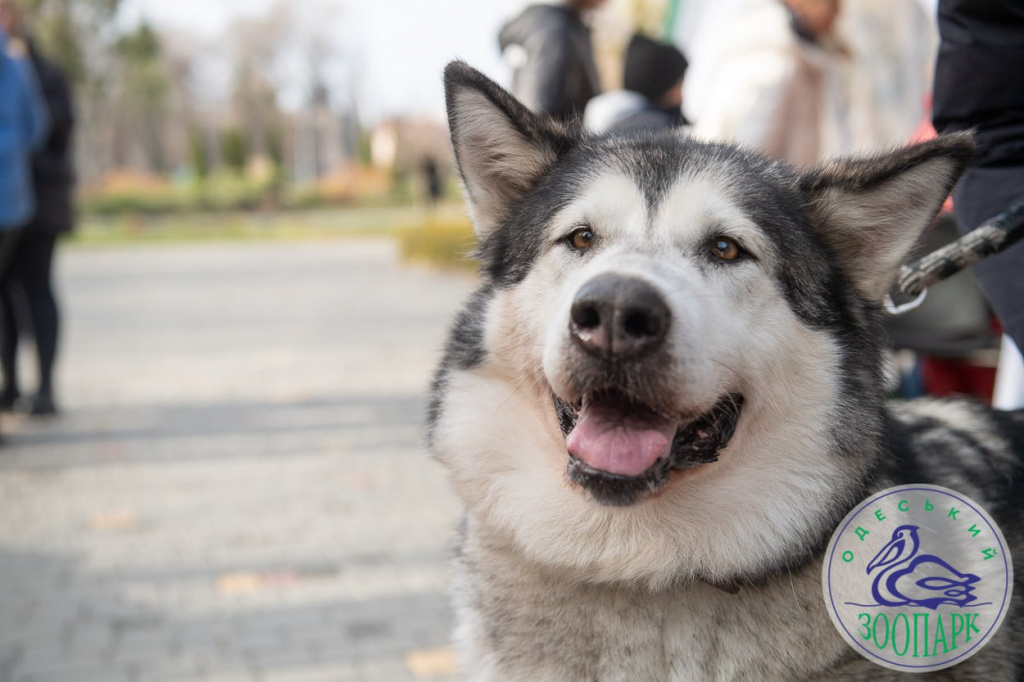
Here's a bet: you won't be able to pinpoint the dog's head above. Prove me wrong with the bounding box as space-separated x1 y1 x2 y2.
431 62 972 587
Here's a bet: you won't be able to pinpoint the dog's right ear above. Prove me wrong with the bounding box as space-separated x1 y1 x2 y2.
445 61 576 237
799 134 974 302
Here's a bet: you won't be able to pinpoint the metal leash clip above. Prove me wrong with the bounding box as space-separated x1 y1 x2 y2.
884 199 1024 316
884 289 928 316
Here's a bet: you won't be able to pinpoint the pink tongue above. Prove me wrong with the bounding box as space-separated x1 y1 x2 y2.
566 397 677 477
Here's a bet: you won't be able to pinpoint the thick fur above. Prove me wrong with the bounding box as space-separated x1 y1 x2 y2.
429 61 1024 681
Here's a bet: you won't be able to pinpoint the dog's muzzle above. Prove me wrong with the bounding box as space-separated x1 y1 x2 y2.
554 393 744 506
552 273 744 505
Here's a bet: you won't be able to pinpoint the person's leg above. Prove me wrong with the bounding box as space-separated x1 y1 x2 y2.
19 231 59 414
0 278 19 408
0 228 24 417
952 165 1024 409
951 165 1024 352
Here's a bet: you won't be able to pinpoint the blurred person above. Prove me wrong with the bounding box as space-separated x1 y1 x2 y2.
688 0 847 166
422 157 443 206
498 0 606 123
0 0 67 416
0 8 46 234
933 0 1024 409
0 5 48 426
585 33 689 134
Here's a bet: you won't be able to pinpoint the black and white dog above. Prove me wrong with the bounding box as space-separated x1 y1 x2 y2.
427 62 1024 680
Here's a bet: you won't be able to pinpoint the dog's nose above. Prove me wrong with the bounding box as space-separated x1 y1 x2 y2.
570 274 670 359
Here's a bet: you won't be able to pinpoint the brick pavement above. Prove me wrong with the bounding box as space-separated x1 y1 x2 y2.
0 240 475 682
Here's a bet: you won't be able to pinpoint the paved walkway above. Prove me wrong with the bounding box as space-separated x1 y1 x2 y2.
0 240 475 682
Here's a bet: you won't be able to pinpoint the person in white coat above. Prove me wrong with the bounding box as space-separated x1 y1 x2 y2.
688 0 847 167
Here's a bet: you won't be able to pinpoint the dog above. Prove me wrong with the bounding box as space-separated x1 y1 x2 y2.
427 61 1024 681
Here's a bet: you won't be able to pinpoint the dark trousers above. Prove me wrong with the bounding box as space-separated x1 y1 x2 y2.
952 167 1024 353
0 230 59 398
0 228 22 274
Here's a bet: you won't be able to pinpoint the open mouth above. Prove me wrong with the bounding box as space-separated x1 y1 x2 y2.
554 390 744 506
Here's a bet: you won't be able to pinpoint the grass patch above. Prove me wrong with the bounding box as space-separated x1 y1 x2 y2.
399 217 478 271
80 172 278 216
78 167 401 217
69 201 483 274
69 203 472 247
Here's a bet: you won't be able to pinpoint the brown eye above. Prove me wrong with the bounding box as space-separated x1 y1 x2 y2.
569 227 594 250
710 236 742 261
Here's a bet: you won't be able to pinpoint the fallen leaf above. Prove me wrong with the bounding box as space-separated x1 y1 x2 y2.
405 647 457 678
88 510 140 531
216 572 263 595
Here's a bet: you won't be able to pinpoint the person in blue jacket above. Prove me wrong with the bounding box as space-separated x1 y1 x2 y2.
0 21 48 436
0 22 47 238
1 0 72 415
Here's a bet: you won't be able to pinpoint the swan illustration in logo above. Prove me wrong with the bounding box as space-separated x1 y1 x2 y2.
859 524 982 610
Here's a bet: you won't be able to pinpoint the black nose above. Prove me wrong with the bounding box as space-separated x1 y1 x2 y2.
570 274 670 359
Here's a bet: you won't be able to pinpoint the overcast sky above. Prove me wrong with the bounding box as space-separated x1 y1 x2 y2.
118 0 526 123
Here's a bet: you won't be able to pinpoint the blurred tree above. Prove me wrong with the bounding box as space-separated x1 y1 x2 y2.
220 127 248 176
114 22 169 172
188 128 209 180
231 5 288 165
17 0 124 183
15 0 355 188
15 1 183 178
263 124 285 205
19 0 121 85
265 124 284 170
158 32 200 176
116 21 159 62
357 129 373 167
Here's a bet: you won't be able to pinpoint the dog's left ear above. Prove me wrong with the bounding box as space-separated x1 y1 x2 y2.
445 61 577 237
800 133 974 301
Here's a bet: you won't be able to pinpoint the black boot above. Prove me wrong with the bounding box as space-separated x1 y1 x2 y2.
25 391 57 417
0 387 18 412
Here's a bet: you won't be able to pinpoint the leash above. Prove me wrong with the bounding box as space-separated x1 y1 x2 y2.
884 200 1024 315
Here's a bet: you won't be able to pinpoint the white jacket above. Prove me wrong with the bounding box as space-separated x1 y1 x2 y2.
584 91 650 133
688 0 849 167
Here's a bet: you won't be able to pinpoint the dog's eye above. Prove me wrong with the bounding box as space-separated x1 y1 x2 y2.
710 237 742 262
568 227 595 251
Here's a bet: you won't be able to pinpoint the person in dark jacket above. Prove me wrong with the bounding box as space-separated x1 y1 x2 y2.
933 0 1024 352
933 0 1024 407
0 0 72 416
584 33 688 135
498 0 606 123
